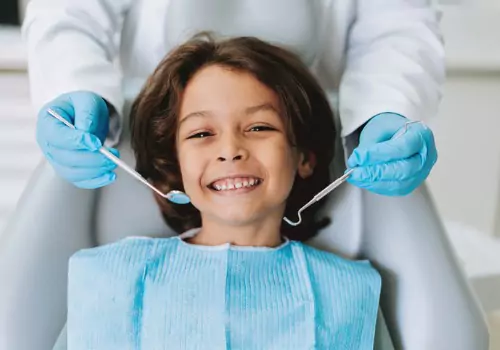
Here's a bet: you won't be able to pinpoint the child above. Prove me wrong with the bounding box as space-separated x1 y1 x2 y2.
63 34 381 349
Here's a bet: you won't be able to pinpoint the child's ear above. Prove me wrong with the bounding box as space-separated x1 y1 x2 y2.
297 151 316 179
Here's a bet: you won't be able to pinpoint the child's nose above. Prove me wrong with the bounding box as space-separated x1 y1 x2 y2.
217 154 243 162
216 135 249 162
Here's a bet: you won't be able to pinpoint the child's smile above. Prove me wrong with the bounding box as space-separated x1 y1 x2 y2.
207 175 263 193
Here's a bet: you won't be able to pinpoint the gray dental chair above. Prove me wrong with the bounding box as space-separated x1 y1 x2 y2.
0 103 490 350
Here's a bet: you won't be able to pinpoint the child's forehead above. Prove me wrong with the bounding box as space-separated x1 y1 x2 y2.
179 65 281 120
179 102 282 126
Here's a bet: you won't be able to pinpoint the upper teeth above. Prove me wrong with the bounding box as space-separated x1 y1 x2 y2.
212 177 260 191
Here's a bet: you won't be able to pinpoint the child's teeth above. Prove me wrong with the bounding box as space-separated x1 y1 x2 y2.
211 178 261 191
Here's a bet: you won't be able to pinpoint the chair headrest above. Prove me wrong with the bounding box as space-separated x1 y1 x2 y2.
94 136 360 258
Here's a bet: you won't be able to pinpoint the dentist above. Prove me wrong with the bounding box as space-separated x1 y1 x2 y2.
23 0 443 195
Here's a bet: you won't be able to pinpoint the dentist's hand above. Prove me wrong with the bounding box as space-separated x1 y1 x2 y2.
36 91 119 189
346 113 437 196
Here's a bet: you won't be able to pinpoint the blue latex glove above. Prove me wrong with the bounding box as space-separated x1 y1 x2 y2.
346 113 437 196
36 91 119 189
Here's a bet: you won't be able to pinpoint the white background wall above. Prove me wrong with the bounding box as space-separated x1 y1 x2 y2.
428 72 500 237
426 3 500 237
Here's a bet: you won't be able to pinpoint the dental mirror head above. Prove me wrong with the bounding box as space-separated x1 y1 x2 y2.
166 190 191 204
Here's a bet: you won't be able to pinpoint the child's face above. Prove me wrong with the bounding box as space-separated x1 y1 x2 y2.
176 65 314 227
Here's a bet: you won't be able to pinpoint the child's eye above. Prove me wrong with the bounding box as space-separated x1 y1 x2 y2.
248 125 275 132
187 131 213 139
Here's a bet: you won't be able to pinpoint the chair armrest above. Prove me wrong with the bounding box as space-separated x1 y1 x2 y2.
363 185 489 350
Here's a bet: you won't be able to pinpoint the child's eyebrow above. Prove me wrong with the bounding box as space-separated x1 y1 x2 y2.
245 103 279 115
178 111 212 126
179 103 278 126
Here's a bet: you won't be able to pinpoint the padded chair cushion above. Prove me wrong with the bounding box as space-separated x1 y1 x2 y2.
95 143 174 245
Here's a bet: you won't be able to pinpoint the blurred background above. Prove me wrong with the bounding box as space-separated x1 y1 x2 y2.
0 0 499 348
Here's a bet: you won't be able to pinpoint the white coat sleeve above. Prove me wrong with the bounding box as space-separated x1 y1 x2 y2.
22 0 133 146
339 0 445 137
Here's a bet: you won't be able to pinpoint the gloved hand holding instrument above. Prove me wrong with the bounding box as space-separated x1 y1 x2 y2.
45 105 191 205
284 113 436 226
36 91 119 189
346 113 437 196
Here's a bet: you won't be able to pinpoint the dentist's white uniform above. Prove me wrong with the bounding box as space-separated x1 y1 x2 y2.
23 0 444 146
22 1 445 349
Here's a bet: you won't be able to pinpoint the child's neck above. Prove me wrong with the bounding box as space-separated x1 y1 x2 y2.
188 218 283 248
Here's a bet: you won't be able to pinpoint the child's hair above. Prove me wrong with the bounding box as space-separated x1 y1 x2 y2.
130 33 336 241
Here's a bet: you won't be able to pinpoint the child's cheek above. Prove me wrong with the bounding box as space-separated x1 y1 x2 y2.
178 150 204 198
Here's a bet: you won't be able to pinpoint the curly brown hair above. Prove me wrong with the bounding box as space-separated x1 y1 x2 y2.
130 33 336 241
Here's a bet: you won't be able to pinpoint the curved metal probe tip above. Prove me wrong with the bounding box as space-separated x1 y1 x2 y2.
283 209 305 227
283 169 354 226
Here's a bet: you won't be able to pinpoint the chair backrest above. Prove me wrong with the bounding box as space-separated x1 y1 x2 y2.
0 118 489 350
